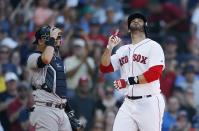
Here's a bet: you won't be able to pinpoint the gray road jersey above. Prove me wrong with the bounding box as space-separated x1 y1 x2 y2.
27 53 66 104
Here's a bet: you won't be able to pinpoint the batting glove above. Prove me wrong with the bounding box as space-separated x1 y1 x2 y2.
114 79 128 89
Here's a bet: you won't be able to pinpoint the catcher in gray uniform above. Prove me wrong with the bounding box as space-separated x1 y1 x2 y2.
27 25 83 131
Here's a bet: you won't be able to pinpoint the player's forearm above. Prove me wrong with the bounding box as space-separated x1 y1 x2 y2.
128 65 163 85
41 38 56 64
115 73 157 89
137 75 148 84
128 75 150 84
41 46 54 64
101 48 112 66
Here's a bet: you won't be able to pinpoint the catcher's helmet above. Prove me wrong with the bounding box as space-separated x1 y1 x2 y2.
127 12 148 36
33 25 51 44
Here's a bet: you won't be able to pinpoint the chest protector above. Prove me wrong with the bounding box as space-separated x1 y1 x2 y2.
44 55 67 98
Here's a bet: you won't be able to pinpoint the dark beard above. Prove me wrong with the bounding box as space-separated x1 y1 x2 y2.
54 46 61 57
129 23 145 32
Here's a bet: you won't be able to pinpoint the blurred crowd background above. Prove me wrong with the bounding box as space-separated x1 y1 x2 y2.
0 0 199 131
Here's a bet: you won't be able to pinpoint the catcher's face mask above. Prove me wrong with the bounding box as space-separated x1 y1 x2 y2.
33 25 51 44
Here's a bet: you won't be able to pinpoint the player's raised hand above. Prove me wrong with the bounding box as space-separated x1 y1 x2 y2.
114 79 127 89
107 29 121 50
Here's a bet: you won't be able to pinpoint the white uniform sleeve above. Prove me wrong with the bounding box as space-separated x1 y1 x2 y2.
110 53 120 71
27 53 41 69
148 43 165 69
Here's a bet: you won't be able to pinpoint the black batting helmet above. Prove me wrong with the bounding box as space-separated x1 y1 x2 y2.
33 25 51 44
127 12 148 36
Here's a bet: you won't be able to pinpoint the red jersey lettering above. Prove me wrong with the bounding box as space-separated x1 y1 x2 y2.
133 54 148 64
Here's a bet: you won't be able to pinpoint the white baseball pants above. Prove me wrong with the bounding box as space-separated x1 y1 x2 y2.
113 94 165 131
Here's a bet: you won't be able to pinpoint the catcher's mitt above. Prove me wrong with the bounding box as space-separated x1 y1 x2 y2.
67 110 84 131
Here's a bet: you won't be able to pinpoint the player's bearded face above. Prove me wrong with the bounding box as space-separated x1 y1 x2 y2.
129 18 145 33
55 32 63 47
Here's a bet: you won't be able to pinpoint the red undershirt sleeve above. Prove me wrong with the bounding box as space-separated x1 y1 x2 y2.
100 63 114 73
143 65 163 83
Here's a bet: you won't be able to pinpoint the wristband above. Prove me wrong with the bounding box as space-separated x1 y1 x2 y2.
128 76 139 85
45 37 55 47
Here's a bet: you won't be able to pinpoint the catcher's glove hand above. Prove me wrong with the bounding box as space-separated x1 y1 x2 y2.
67 110 84 131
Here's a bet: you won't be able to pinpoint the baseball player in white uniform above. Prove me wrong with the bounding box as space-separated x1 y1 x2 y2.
100 12 165 131
27 26 83 131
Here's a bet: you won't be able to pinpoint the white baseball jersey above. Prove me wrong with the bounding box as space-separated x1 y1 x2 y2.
112 38 166 131
111 38 165 96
